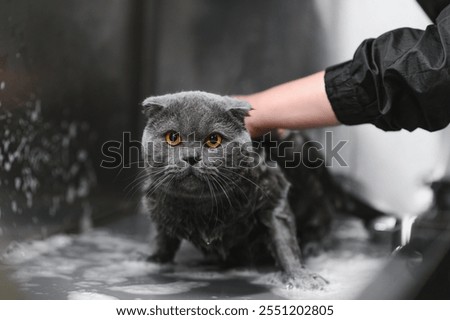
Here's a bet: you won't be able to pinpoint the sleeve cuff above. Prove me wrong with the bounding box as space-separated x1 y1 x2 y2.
324 60 381 126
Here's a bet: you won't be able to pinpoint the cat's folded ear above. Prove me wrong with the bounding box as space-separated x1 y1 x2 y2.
142 97 167 118
226 98 252 124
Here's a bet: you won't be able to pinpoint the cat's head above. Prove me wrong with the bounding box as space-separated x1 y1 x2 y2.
141 91 254 195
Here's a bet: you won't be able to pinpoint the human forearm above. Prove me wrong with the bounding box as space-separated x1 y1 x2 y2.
239 71 339 137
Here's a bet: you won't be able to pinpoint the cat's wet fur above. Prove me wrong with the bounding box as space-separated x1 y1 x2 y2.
140 91 334 289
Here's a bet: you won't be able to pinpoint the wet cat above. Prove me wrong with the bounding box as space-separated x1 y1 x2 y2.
140 91 332 289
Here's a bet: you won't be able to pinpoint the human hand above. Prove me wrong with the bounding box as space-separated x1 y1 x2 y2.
234 94 270 138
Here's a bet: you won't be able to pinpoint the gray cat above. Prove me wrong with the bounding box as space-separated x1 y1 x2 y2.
141 91 329 289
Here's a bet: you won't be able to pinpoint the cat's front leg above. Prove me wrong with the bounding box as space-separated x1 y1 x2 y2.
147 225 181 263
262 196 328 290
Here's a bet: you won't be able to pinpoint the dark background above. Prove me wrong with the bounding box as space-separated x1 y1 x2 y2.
0 0 327 247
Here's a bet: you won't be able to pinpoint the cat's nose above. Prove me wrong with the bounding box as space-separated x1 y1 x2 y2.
183 155 201 166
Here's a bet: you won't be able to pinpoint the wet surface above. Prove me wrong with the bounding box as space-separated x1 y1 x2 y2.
1 214 389 299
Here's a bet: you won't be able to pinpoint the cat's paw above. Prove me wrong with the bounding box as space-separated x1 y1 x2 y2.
282 270 329 290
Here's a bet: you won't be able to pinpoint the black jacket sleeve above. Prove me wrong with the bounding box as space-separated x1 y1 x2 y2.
324 3 450 131
417 0 450 22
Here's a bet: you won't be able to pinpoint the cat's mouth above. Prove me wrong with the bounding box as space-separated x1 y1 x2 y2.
173 165 195 176
168 166 210 193
161 165 237 197
173 166 205 182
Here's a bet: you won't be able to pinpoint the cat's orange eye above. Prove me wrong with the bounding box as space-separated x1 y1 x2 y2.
205 133 222 148
165 131 181 146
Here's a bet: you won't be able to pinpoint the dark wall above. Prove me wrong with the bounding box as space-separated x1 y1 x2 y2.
0 0 145 246
147 0 326 95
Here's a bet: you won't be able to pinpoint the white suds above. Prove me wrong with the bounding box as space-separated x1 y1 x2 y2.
68 291 118 300
109 281 208 296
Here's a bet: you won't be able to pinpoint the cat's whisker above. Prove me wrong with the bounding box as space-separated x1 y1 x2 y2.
112 165 148 190
158 175 176 204
145 174 173 198
220 167 268 198
206 175 222 227
124 178 149 199
124 171 152 190
209 175 234 210
127 177 156 199
215 172 250 202
112 160 149 181
204 177 219 227
121 173 154 199
123 168 168 198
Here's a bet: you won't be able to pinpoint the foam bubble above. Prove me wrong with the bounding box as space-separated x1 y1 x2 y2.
68 291 118 300
2 235 73 264
109 281 208 296
82 260 165 285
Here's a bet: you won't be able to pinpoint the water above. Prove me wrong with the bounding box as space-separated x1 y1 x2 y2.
1 215 389 300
